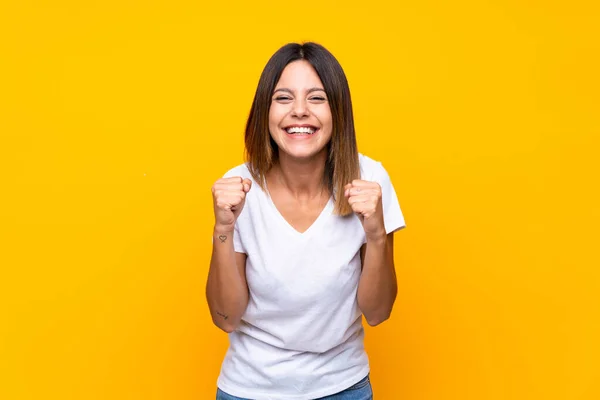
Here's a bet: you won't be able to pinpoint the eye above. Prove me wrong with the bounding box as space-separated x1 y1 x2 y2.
274 96 292 101
309 96 327 102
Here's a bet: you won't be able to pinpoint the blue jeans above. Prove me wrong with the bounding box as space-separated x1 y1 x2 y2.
216 374 373 400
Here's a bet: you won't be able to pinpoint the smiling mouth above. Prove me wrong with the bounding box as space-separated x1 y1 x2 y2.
284 126 318 135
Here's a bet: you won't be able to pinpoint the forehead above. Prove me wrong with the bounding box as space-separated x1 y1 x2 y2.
275 60 324 89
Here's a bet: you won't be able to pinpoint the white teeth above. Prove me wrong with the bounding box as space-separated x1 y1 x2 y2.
286 126 315 134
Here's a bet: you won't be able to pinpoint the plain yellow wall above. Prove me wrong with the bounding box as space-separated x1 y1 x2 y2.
1 1 599 399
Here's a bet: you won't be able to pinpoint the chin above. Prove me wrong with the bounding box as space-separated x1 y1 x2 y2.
280 146 328 161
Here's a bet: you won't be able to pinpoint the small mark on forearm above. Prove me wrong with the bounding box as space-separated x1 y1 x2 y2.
217 311 229 320
218 235 227 243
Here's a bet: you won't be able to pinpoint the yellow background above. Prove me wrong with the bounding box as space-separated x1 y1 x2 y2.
1 1 599 399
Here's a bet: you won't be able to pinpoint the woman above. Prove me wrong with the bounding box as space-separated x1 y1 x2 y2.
206 42 406 400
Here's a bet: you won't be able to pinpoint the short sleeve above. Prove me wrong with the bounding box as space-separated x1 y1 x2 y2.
373 162 406 234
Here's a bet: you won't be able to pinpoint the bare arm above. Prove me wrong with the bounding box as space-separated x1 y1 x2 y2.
206 228 249 333
205 176 252 333
345 179 398 327
357 233 397 326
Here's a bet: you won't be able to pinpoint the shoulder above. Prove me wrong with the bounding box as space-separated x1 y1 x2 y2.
358 153 389 182
222 162 253 180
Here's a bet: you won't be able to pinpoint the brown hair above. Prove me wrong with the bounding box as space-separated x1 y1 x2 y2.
244 42 360 216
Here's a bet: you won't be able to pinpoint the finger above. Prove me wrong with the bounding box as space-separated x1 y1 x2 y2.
219 177 244 183
216 190 246 200
351 179 381 189
212 176 243 193
215 192 246 208
349 200 369 216
242 178 252 193
347 187 380 197
347 194 377 205
214 182 245 192
344 183 354 197
349 200 377 218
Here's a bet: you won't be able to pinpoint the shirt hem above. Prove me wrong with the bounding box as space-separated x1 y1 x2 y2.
217 365 371 400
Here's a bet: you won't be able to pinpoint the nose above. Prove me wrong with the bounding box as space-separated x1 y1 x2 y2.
291 99 309 118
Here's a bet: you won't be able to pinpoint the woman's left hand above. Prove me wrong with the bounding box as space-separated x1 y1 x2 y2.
345 180 386 240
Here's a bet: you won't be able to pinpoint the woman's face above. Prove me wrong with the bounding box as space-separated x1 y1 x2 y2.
268 60 333 160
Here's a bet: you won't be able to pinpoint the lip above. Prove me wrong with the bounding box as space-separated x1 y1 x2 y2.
283 124 319 130
282 125 319 139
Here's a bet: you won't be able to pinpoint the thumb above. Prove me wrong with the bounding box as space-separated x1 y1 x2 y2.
242 178 252 193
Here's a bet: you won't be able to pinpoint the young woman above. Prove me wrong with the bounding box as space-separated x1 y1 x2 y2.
206 42 406 400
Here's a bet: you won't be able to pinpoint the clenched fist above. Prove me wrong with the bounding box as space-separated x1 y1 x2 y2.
344 179 386 240
212 176 252 232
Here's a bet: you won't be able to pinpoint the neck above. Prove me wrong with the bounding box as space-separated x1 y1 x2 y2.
270 150 328 199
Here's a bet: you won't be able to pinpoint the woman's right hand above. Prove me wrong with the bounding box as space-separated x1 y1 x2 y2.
212 177 252 232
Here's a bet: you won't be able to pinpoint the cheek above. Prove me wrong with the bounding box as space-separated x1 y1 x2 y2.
315 106 332 128
319 113 333 133
321 116 333 141
268 115 278 133
269 106 286 128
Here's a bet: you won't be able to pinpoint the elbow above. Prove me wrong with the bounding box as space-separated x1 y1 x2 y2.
216 321 238 333
360 291 397 327
365 311 391 327
211 316 239 333
220 323 237 333
363 299 395 326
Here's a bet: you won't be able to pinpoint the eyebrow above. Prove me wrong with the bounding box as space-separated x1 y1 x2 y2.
273 87 326 95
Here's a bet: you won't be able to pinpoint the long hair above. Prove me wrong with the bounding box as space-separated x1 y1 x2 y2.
244 42 360 216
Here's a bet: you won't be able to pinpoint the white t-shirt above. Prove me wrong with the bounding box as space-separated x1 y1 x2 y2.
216 153 406 400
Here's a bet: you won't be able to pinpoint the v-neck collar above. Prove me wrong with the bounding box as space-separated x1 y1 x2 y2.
263 185 333 237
